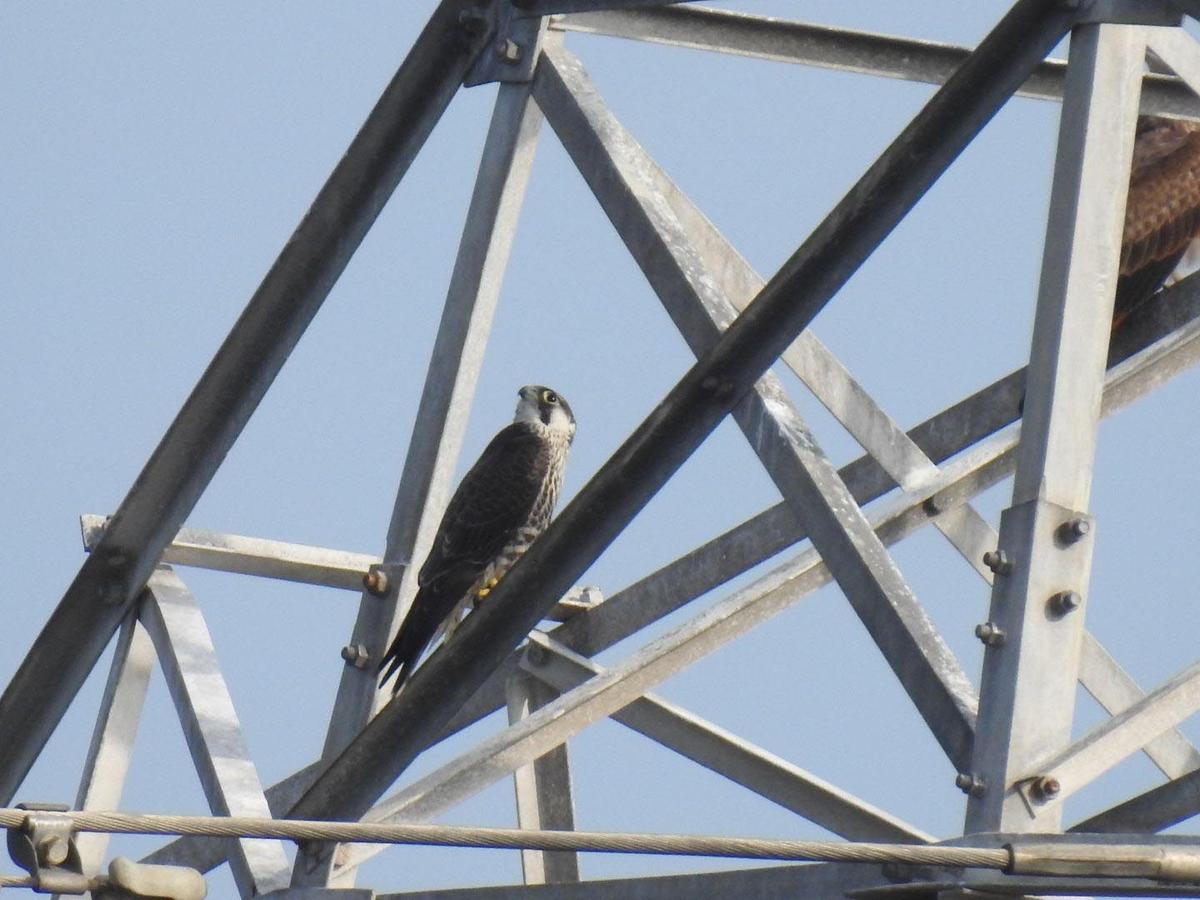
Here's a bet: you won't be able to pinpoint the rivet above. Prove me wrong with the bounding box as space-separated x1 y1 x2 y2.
974 622 1007 646
982 550 1012 575
363 569 389 597
1048 590 1082 616
955 772 986 797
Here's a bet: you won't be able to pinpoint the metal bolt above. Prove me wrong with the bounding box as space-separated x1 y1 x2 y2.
1030 775 1061 801
954 772 986 797
923 494 944 516
974 622 1006 646
495 38 522 63
982 549 1012 575
1048 590 1082 616
363 568 389 597
340 643 370 669
1058 517 1091 544
37 835 69 867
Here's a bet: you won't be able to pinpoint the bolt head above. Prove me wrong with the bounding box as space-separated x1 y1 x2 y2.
974 622 1006 646
1049 590 1082 616
37 835 69 867
340 643 369 669
982 549 1012 575
1058 517 1092 544
954 773 985 797
1031 775 1061 800
363 569 389 597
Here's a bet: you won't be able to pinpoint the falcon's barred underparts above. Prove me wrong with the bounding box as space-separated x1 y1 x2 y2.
378 385 576 695
1116 115 1200 324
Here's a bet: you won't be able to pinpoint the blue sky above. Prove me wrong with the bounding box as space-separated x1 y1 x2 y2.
5 2 1200 895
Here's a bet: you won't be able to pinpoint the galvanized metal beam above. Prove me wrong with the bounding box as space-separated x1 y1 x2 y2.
0 0 491 804
1020 658 1200 813
333 435 1033 876
523 636 931 843
140 762 322 872
80 515 377 593
149 288 1200 879
141 567 291 896
506 672 580 885
519 0 685 16
1071 763 1200 834
376 861 887 899
431 265 1200 768
1079 634 1200 779
538 41 977 768
316 79 545 767
554 5 1200 121
288 0 1072 846
965 22 1146 834
71 611 155 877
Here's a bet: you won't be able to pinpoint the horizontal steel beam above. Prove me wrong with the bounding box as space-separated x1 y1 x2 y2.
286 0 1075 844
0 0 491 805
554 5 1200 121
80 515 377 592
79 515 599 622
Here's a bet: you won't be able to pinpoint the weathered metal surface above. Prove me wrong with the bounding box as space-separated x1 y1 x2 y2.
965 23 1146 834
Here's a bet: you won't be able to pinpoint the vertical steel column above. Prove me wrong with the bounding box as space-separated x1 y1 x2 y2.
318 81 544 758
0 0 491 805
298 78 545 894
964 22 1145 834
507 670 580 885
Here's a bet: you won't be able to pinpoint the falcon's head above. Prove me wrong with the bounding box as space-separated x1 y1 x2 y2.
515 385 576 443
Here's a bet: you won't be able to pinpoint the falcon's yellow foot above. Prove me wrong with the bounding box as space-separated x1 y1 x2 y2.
476 576 501 601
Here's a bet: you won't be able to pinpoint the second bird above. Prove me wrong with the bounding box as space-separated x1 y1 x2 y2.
378 385 576 695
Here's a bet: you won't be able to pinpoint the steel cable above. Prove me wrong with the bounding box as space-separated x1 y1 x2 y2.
0 807 1009 869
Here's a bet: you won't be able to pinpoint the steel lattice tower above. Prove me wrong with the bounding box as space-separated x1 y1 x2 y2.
8 1 1200 897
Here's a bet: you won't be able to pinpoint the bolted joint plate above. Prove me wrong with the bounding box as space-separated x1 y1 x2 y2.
965 498 1096 833
464 1 548 87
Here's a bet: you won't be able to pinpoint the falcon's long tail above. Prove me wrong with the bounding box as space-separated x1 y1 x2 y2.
378 577 475 695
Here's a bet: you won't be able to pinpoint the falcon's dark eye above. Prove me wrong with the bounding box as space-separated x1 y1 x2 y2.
541 390 559 405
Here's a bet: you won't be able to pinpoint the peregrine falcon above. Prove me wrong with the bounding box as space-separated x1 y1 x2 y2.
378 385 576 695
